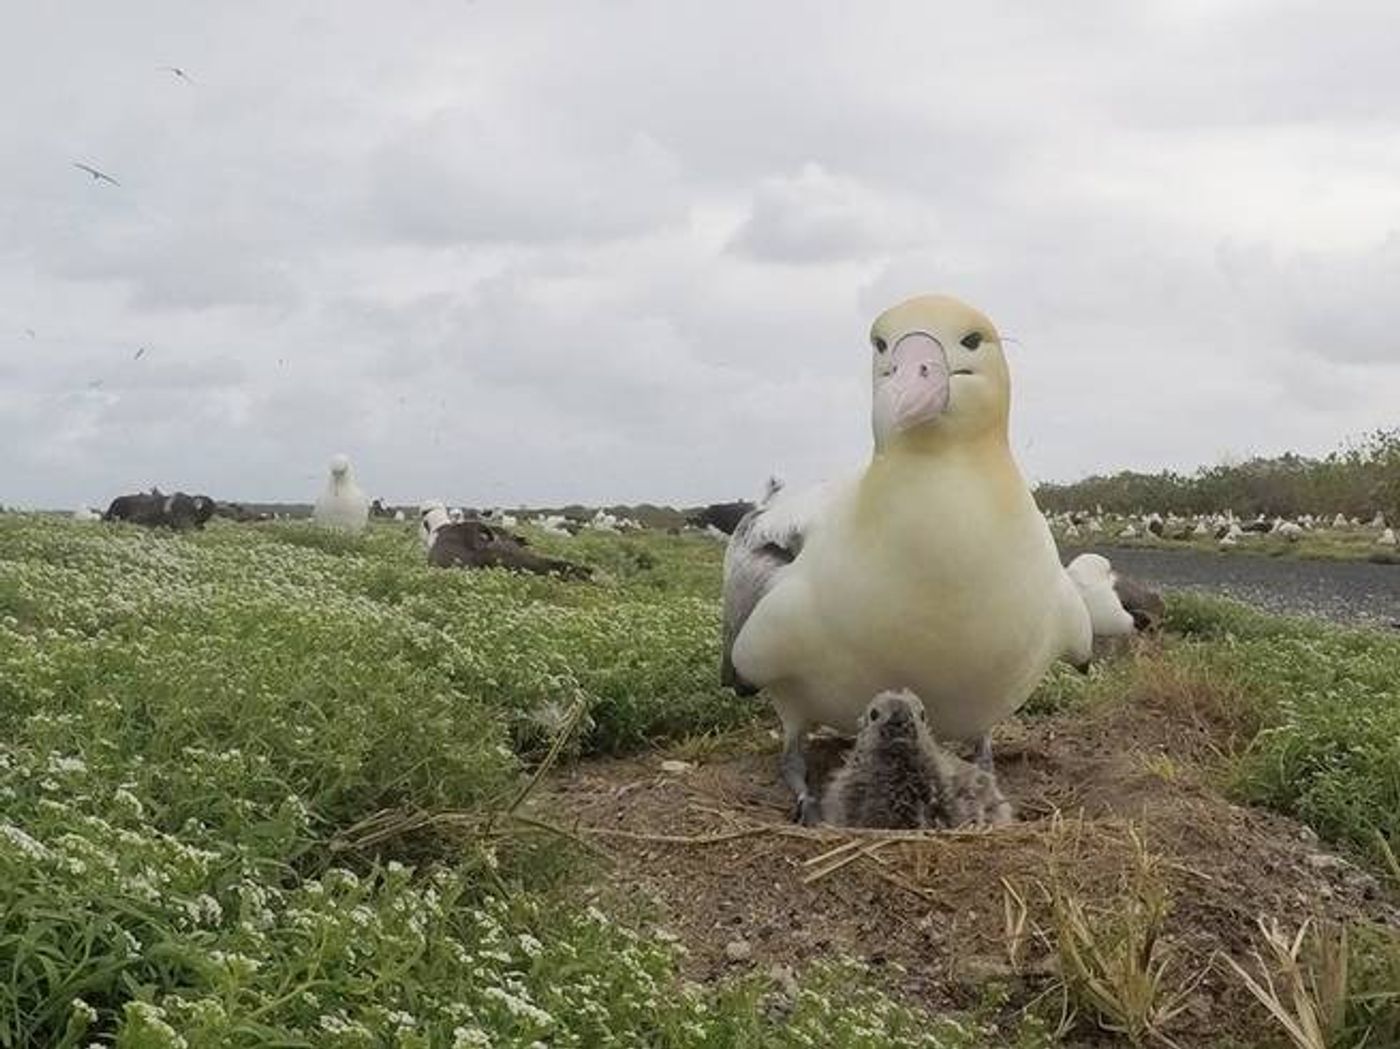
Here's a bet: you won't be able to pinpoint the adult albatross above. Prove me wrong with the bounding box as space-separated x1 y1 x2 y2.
722 294 1091 823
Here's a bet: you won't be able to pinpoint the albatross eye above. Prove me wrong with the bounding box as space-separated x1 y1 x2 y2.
960 332 984 351
872 335 888 354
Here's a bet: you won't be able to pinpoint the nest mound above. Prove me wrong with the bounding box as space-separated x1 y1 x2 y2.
542 677 1399 1046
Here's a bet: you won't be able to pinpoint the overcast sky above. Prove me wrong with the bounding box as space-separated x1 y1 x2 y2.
4 2 1399 509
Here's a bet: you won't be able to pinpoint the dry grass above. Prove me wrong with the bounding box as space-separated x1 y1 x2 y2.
1125 652 1265 759
1223 916 1400 1049
1002 877 1033 975
1222 918 1348 1049
1375 830 1400 892
1042 826 1201 1047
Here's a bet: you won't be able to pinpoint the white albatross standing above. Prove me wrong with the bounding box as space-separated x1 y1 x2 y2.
723 294 1092 823
1065 554 1135 637
312 454 370 533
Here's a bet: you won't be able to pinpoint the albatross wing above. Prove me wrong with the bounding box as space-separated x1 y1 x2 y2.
720 477 850 694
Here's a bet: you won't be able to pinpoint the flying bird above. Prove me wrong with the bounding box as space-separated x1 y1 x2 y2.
73 162 119 186
134 347 147 360
159 65 195 83
24 329 35 339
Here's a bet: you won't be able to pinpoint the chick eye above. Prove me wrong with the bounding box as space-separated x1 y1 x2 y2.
872 335 888 354
867 707 880 723
960 332 984 351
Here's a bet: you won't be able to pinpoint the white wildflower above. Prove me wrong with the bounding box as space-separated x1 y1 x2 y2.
112 788 145 818
71 998 98 1024
0 822 49 859
481 986 554 1027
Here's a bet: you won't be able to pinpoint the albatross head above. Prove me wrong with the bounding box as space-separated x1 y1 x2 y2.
860 689 928 746
329 453 352 479
868 294 1010 450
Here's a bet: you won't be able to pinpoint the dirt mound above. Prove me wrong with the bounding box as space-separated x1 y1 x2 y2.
539 681 1399 1046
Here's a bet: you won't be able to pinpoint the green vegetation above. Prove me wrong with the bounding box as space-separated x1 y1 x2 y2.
1036 429 1400 521
1034 593 1400 863
1 514 1397 1046
0 516 1027 1047
1163 595 1400 857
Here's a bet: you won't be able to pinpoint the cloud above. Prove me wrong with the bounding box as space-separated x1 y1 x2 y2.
0 1 1397 509
366 113 688 247
1217 235 1400 364
727 164 936 263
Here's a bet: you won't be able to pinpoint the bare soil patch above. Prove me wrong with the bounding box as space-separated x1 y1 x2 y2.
539 672 1400 1046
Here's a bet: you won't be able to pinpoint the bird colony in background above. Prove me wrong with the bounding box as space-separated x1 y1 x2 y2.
1045 507 1395 549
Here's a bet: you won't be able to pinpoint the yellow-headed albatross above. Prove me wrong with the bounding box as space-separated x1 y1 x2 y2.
723 294 1092 823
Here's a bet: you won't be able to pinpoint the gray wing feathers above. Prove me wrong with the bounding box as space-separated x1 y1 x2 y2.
719 476 841 694
720 506 800 694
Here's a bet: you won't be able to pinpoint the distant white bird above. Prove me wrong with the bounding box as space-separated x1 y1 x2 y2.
393 509 406 522
73 162 119 186
312 454 369 533
1379 528 1397 548
419 501 448 548
1371 512 1388 529
72 505 100 522
1332 513 1348 529
159 65 195 83
1066 554 1135 638
1276 521 1304 542
420 503 451 548
537 514 572 537
1118 524 1138 539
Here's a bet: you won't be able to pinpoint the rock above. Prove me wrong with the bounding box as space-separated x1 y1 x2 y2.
659 759 695 774
1184 994 1212 1021
769 964 799 997
958 956 1017 984
1305 852 1348 874
724 939 753 963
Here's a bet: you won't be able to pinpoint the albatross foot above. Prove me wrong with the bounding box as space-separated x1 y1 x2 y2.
973 733 995 774
792 793 822 826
